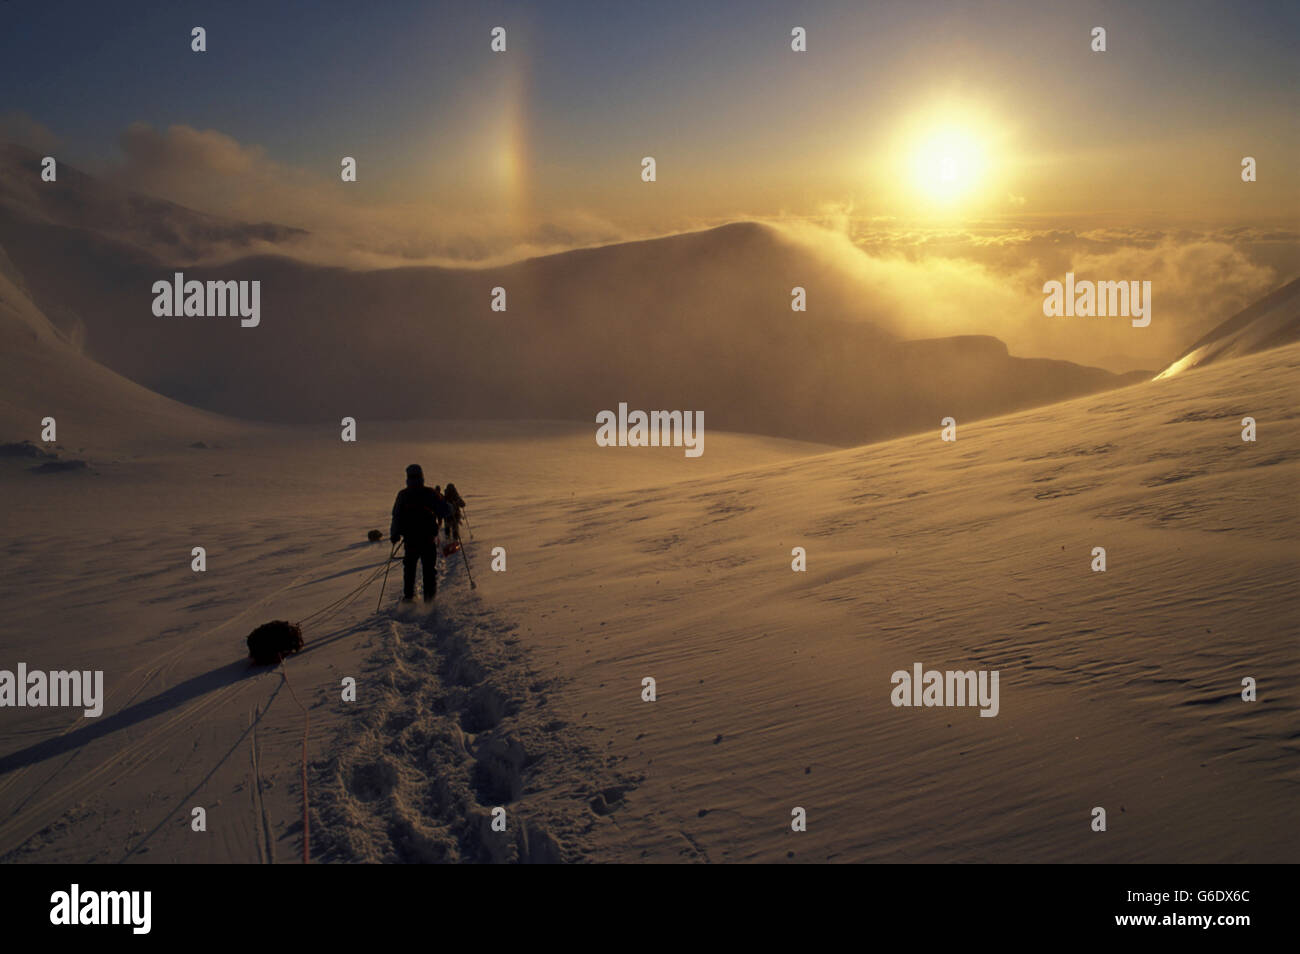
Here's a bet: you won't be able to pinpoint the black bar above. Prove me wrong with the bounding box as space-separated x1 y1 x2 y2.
0 864 1281 941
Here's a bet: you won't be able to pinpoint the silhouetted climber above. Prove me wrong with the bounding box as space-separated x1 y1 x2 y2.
431 484 450 542
390 464 451 602
444 482 466 542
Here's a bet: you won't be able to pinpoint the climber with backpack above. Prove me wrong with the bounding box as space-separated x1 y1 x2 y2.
389 464 452 603
443 482 466 546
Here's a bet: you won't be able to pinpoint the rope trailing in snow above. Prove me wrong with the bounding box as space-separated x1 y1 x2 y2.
296 546 402 628
269 542 404 863
375 540 403 613
277 653 311 864
265 539 433 863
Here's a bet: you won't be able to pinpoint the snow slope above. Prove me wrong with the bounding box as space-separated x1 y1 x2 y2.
0 420 830 862
1 341 1294 863
477 341 1298 863
1157 277 1300 379
0 250 243 449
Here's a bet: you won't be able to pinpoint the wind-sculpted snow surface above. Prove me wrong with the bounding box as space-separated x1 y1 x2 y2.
0 310 1294 863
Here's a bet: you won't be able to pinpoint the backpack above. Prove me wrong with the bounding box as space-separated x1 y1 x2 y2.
246 620 304 665
396 486 450 540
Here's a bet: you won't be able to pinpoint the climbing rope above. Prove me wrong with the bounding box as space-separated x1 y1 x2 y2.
276 654 311 864
296 543 402 627
269 542 401 864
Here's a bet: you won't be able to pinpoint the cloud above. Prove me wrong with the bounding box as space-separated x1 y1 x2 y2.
765 219 1288 372
118 122 264 186
63 122 1298 371
0 111 59 152
104 123 645 269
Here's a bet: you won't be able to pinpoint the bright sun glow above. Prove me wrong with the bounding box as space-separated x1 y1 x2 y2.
908 123 989 203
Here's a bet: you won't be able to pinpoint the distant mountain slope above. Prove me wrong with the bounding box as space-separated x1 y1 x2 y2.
0 148 1150 445
0 254 239 448
1156 277 1300 379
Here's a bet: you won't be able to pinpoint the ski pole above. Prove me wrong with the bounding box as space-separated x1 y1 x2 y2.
462 513 474 541
460 541 477 590
376 540 402 612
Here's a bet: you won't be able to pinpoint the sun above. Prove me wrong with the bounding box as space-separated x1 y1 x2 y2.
908 123 989 203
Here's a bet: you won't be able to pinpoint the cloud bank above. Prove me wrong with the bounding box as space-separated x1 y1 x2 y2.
20 120 1294 372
